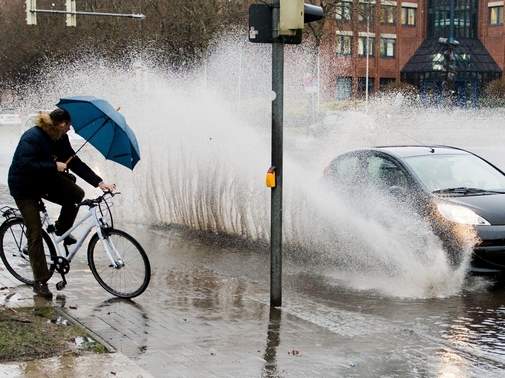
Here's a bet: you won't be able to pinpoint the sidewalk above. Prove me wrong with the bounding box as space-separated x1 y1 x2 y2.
0 267 153 378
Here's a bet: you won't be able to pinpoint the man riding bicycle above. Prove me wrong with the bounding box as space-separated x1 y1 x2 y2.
8 108 115 299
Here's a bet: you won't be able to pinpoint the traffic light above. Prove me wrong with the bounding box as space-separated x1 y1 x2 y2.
303 3 324 23
25 0 37 25
66 0 77 27
249 4 274 43
279 0 304 35
249 2 324 44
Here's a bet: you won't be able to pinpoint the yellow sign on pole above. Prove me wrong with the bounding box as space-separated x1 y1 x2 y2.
266 167 276 188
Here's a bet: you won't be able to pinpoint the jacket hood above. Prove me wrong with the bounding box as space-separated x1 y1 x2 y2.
35 112 61 141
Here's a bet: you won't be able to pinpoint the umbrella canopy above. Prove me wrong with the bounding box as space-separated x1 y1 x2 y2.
56 96 140 170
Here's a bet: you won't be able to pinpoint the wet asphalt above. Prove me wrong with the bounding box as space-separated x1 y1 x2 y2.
2 124 505 377
2 193 505 377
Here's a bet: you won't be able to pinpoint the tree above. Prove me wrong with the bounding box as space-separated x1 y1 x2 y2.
484 78 505 98
482 78 505 107
0 0 246 86
304 0 368 47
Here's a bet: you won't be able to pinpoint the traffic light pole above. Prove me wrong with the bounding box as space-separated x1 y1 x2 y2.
249 0 323 308
271 0 283 307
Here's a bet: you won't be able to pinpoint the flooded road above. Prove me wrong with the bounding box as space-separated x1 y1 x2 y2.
3 110 505 376
42 224 505 377
3 179 505 376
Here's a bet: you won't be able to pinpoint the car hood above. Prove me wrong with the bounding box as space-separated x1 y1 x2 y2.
444 194 505 225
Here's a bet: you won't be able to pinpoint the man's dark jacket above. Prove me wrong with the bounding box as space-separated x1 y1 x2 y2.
8 126 102 199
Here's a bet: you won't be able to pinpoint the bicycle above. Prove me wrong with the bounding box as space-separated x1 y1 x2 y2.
0 192 150 299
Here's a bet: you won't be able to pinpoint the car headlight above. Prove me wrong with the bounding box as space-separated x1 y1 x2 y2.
436 202 490 226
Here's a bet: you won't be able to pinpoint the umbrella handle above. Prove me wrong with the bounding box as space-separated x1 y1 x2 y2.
65 155 75 165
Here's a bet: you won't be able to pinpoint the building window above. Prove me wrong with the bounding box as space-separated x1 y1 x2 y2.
336 35 352 56
380 78 396 90
358 77 374 95
490 6 504 25
358 4 375 23
428 0 478 39
401 7 416 26
381 5 396 24
336 2 352 21
336 77 352 100
358 37 375 56
380 38 396 58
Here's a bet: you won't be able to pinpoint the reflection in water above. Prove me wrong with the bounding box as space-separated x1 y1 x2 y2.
162 269 250 320
92 297 150 355
437 348 469 378
438 292 505 363
262 308 282 378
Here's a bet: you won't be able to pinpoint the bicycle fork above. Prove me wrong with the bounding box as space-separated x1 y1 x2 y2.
97 227 124 269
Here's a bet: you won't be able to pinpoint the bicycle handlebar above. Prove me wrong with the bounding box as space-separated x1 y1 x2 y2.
78 191 121 208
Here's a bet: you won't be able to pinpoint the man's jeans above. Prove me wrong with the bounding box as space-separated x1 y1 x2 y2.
15 173 85 282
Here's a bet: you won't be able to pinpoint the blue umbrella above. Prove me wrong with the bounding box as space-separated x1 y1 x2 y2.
56 96 140 170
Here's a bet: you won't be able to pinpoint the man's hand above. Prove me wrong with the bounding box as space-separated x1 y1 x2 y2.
56 162 67 172
98 182 116 192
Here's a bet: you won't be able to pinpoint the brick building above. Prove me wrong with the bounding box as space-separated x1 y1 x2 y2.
322 0 505 100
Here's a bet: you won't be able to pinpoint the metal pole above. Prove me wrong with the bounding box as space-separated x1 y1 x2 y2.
449 0 455 43
365 1 370 106
271 0 283 307
31 9 145 19
316 47 320 114
238 44 243 109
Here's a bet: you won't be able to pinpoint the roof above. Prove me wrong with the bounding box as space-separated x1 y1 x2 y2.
373 145 470 158
401 38 502 76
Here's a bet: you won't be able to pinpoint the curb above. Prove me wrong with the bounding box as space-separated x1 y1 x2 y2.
54 306 117 353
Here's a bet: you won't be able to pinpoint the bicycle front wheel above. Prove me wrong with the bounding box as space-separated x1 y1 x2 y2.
87 228 151 298
0 217 56 285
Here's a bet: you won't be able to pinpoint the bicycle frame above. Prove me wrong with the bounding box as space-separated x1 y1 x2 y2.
39 203 121 268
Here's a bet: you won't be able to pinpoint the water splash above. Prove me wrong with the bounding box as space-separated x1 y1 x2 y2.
10 38 499 298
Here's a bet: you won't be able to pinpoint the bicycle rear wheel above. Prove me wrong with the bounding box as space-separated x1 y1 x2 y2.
0 217 56 285
87 228 150 298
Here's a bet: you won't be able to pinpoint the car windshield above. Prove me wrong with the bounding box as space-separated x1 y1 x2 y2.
403 153 505 193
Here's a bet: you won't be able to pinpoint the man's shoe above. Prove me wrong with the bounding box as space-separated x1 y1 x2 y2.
33 281 53 299
62 234 77 246
55 229 77 246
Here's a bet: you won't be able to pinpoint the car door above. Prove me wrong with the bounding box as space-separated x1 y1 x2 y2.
324 152 368 190
364 153 411 195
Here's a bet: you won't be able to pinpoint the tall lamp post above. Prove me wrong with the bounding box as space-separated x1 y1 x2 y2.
365 0 370 106
438 0 458 101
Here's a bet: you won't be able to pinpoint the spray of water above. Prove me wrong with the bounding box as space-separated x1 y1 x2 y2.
10 36 499 298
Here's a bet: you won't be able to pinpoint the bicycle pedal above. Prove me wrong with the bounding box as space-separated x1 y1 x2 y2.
56 281 66 291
